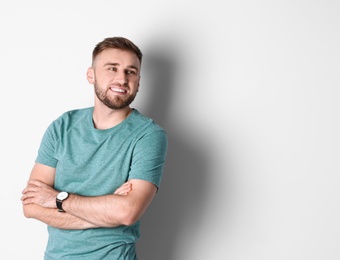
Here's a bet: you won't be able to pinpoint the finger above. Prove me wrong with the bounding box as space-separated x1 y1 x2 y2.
21 191 35 201
117 182 131 190
114 187 126 195
118 186 131 193
121 182 132 189
22 186 32 194
120 182 131 187
21 192 33 202
114 184 132 195
22 184 39 194
115 190 129 196
22 197 35 205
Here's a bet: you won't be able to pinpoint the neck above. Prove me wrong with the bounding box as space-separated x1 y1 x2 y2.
92 105 132 130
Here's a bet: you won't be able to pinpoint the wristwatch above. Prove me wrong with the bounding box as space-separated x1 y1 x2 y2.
56 191 69 212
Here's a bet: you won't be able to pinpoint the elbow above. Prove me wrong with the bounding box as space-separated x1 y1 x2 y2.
100 207 139 227
22 204 34 219
119 208 142 226
121 214 139 226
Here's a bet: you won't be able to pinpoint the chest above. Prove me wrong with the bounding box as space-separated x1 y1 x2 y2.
54 131 136 196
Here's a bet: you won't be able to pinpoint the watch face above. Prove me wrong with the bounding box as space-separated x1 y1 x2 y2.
57 191 69 200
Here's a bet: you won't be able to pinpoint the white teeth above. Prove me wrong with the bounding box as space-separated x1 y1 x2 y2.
111 87 126 93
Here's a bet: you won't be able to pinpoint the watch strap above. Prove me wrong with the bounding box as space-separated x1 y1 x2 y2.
56 199 65 212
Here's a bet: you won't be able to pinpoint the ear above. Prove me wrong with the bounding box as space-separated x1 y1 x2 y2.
86 67 95 84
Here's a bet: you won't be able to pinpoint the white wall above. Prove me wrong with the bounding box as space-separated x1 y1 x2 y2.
1 1 339 259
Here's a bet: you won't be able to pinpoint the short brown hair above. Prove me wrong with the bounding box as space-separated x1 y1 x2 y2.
92 36 143 65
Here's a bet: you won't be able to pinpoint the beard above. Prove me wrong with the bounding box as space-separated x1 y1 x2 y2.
94 82 137 110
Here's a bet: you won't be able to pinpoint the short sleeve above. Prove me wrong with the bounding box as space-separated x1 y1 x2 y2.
35 121 59 168
129 129 168 189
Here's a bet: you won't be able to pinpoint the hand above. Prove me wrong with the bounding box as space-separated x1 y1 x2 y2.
113 181 132 196
21 180 59 208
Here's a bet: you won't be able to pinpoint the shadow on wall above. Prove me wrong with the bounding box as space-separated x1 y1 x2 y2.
136 45 208 259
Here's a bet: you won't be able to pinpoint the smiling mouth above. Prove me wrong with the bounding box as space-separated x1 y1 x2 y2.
110 87 127 94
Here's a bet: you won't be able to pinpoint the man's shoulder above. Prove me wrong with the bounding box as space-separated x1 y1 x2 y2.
130 109 165 133
55 107 92 122
61 107 92 118
50 107 92 129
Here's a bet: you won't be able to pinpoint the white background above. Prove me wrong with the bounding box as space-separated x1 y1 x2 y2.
1 1 339 259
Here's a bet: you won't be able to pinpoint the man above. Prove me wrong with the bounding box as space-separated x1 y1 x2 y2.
21 37 168 259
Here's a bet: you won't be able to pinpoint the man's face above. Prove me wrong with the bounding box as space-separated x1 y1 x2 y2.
87 48 141 110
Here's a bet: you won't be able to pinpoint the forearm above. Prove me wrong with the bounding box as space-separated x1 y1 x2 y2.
22 178 155 228
23 204 98 230
61 180 157 227
62 194 135 227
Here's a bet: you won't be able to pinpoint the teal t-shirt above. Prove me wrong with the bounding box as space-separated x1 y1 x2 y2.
35 107 168 260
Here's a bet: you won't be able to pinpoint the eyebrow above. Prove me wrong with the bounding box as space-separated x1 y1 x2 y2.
104 63 139 72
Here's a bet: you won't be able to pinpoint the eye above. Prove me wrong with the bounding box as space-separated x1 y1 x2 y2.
108 67 117 72
126 69 136 75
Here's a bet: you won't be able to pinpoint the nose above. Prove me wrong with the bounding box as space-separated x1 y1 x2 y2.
115 72 127 85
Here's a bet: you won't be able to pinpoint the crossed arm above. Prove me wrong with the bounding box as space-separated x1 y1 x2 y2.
21 163 157 229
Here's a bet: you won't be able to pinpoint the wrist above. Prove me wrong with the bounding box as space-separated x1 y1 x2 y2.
56 191 69 212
